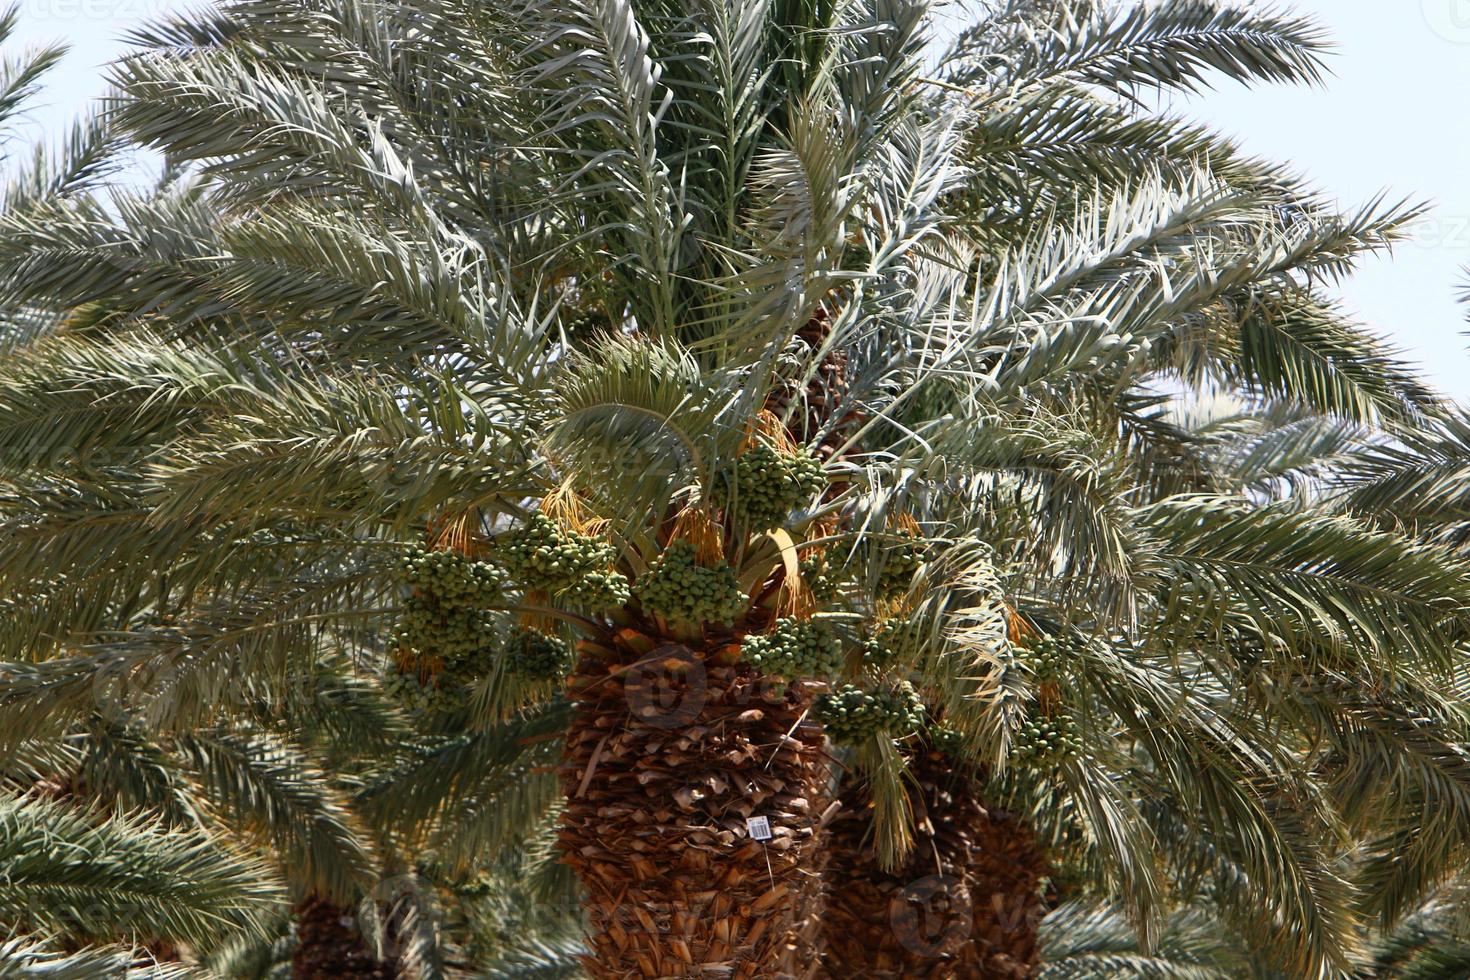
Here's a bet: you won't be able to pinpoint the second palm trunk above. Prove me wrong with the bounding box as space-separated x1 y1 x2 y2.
819 748 1049 978
291 897 396 979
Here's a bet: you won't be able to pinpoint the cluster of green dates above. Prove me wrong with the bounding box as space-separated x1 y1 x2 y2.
394 548 503 661
561 303 611 337
873 536 926 599
634 542 748 626
390 545 578 715
741 617 842 679
927 722 966 759
383 643 497 717
402 547 503 602
382 668 445 715
815 680 925 744
1012 710 1082 765
393 601 498 661
1025 633 1085 681
505 628 574 681
861 619 911 670
499 514 629 608
713 443 826 531
800 553 843 604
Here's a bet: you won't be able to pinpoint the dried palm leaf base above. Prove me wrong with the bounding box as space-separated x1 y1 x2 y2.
559 635 829 978
785 812 832 980
291 897 396 979
819 750 1048 979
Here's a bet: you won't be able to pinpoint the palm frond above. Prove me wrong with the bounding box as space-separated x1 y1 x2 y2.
0 935 200 979
1039 899 1247 979
0 791 284 947
175 731 381 902
1139 495 1470 664
997 2 1330 98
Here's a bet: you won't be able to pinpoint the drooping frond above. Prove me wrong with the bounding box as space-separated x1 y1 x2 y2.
0 6 67 137
1224 283 1437 424
1138 495 1470 664
980 1 1330 97
0 792 284 947
175 731 381 902
0 936 199 979
1338 409 1470 539
1039 900 1247 979
357 703 570 867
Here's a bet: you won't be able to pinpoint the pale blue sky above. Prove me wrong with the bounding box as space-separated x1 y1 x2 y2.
1164 0 1470 401
10 0 1470 399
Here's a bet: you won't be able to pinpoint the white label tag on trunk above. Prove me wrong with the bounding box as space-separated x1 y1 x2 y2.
746 815 772 841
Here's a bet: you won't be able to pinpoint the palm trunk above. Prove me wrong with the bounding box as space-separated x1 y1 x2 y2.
291 897 395 980
819 748 1049 979
785 790 838 979
558 628 829 978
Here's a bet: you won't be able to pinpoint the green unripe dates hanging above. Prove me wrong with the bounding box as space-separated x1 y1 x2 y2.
401 547 503 604
392 598 498 661
862 618 911 670
394 547 503 662
927 722 967 759
711 443 826 531
500 514 628 609
741 617 842 679
871 537 926 599
815 680 925 744
1012 709 1082 766
383 665 471 717
633 542 747 626
505 629 574 681
1026 633 1085 681
799 553 843 605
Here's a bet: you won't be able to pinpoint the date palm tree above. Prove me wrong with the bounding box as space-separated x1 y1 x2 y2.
0 0 1467 978
809 5 1470 978
0 0 970 971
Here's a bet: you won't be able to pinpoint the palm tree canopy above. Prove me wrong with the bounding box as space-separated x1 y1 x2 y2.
0 0 1465 977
